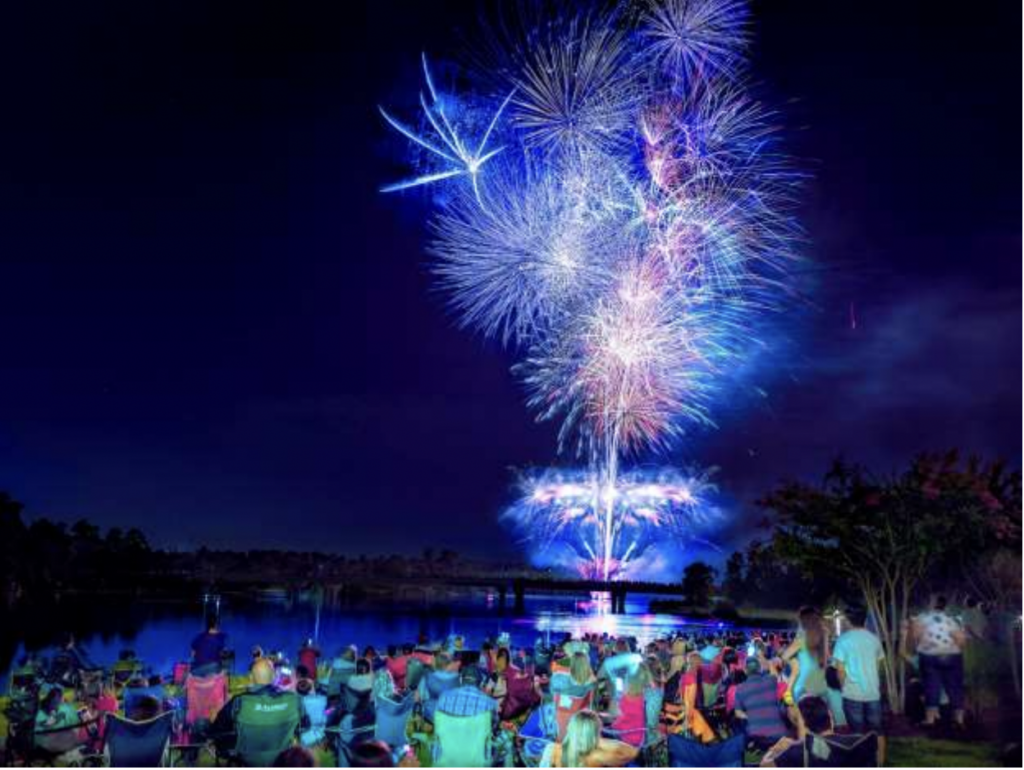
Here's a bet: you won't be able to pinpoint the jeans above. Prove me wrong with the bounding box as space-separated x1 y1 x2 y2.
843 698 883 733
919 653 964 711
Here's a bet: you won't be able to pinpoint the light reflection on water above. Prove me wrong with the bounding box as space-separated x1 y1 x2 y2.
5 592 737 682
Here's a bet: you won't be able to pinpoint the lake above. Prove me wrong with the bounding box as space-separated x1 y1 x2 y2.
1 590 748 687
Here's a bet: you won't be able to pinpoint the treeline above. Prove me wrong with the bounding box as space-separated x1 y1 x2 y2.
0 493 157 606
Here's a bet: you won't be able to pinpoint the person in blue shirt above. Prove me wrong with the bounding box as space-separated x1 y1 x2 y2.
190 618 227 676
833 606 885 762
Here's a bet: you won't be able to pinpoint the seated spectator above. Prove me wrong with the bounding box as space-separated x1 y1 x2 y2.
609 663 651 747
418 652 460 722
761 695 877 768
551 651 597 700
540 709 637 768
436 667 498 718
35 685 79 730
213 657 305 747
126 693 163 722
385 645 409 690
483 647 513 707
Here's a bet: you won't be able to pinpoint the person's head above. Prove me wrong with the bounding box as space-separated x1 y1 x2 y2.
251 645 264 661
127 694 162 722
563 710 603 767
401 643 414 656
667 654 686 678
685 651 703 673
356 659 371 676
933 595 948 612
363 646 376 659
626 662 652 696
273 746 317 767
796 695 833 736
495 647 511 673
798 606 827 665
303 637 314 648
433 652 451 672
296 678 314 697
251 657 276 686
459 666 482 687
42 686 64 713
745 656 763 677
206 617 218 633
569 651 593 685
846 606 868 629
387 644 397 658
348 740 394 767
296 664 310 680
342 645 357 662
646 655 664 684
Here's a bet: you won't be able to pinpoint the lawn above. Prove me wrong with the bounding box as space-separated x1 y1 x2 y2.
887 736 1006 767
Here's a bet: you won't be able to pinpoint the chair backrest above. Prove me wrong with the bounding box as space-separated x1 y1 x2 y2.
235 691 301 767
301 693 328 729
374 692 415 749
105 711 173 767
327 660 355 697
124 684 166 716
823 733 879 767
341 684 374 717
668 732 746 768
404 658 427 692
185 672 228 726
433 709 492 768
554 690 593 741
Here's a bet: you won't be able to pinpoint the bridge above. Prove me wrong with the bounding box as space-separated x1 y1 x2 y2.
314 575 687 613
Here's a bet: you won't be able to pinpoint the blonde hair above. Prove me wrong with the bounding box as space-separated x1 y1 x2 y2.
625 662 652 697
251 657 275 686
563 710 602 767
570 652 594 685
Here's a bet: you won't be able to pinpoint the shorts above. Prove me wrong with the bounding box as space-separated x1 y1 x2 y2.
842 698 883 733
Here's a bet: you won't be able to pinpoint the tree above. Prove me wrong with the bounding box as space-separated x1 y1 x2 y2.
760 451 1021 714
682 561 716 608
722 551 746 604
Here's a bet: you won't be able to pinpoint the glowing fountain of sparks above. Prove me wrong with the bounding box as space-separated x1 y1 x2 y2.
503 467 720 581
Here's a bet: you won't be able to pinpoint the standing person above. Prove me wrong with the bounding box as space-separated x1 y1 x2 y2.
734 657 789 752
833 607 885 760
298 638 320 684
912 595 967 727
782 608 829 702
191 618 227 676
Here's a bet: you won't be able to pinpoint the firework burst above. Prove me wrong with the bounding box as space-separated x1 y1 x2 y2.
378 0 804 579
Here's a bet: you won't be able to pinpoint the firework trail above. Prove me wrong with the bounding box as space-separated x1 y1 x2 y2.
378 0 803 579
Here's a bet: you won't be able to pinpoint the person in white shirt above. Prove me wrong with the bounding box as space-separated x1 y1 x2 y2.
912 595 967 726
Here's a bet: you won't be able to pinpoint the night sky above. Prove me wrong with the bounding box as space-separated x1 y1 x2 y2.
1 1 1019 562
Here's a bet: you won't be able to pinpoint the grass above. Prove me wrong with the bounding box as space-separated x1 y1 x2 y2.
887 736 1005 767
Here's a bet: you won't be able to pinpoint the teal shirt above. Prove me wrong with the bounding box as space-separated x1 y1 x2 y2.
833 628 883 702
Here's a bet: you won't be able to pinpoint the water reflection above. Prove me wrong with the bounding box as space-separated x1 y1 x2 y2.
1 591 739 687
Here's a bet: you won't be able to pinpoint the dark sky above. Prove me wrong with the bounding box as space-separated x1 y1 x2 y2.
1 1 1020 562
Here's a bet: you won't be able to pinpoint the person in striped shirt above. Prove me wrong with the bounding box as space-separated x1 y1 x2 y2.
734 656 789 750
